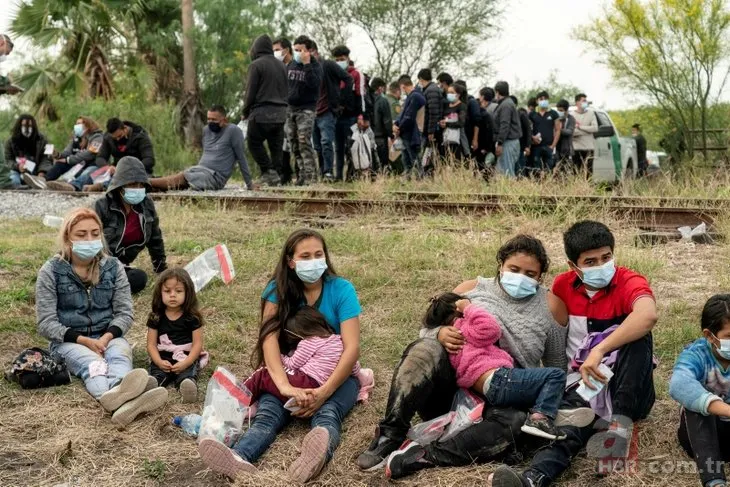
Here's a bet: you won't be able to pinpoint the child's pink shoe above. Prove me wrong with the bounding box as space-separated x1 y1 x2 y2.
198 438 257 478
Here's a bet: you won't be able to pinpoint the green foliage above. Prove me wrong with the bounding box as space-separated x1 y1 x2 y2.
302 0 500 82
141 458 166 481
512 70 583 107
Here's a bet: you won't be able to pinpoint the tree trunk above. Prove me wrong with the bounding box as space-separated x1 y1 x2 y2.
180 0 203 148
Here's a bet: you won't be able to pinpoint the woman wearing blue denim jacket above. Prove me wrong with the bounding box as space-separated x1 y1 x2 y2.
36 207 167 426
199 228 361 483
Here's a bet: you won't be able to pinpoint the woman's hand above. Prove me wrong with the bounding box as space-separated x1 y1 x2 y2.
292 386 332 418
78 336 106 355
437 326 465 354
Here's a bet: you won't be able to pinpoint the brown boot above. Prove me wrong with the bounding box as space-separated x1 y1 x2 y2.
149 172 189 192
82 183 105 192
46 181 76 192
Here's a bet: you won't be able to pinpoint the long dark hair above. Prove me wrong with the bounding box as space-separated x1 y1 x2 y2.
11 114 39 143
148 268 203 326
252 229 337 367
423 292 463 329
279 306 334 353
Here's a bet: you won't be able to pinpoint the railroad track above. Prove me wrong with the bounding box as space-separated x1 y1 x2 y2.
3 189 723 230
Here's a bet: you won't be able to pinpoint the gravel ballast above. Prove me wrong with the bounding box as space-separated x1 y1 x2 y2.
0 191 100 220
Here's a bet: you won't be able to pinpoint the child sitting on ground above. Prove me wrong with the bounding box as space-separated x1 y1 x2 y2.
146 268 206 403
670 294 730 487
242 306 361 406
425 293 592 440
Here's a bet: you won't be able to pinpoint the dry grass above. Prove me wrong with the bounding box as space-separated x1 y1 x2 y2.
0 199 725 487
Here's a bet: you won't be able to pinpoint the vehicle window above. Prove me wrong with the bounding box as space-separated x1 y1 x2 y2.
595 111 611 127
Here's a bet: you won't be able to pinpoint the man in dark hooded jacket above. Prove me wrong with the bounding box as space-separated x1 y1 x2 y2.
94 156 167 294
244 34 289 186
100 118 155 174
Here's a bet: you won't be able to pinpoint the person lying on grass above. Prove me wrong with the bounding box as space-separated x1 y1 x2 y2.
670 294 730 487
198 228 362 483
36 207 166 427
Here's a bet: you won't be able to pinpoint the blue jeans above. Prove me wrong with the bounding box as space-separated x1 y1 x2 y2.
69 166 97 191
533 145 555 172
232 376 359 463
400 141 422 178
10 170 22 187
49 336 134 400
496 139 520 177
313 112 336 175
335 116 357 180
485 366 566 419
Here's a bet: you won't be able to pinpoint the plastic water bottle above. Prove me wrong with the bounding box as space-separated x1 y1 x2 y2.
42 215 64 228
173 414 202 436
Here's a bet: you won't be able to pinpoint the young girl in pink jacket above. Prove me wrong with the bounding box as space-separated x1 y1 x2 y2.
425 293 578 440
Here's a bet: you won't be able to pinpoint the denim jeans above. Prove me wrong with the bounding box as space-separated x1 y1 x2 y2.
400 141 422 178
10 170 22 187
485 367 566 419
497 139 520 177
150 360 198 388
232 376 359 463
377 338 525 466
313 112 336 175
49 336 134 400
678 408 730 485
335 116 357 180
69 166 97 191
533 145 555 172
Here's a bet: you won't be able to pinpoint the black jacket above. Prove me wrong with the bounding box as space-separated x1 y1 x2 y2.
319 59 353 116
518 109 532 151
94 156 167 272
4 132 52 174
287 58 323 110
99 122 155 174
422 82 443 135
244 35 288 123
372 93 393 140
477 108 496 155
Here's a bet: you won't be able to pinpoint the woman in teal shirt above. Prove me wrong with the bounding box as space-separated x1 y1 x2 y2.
199 229 361 482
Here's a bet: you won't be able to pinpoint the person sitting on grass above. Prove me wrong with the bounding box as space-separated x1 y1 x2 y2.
36 207 167 427
93 156 167 294
4 114 52 187
24 116 105 190
148 105 254 192
492 220 657 487
670 294 730 487
198 228 362 483
146 268 204 404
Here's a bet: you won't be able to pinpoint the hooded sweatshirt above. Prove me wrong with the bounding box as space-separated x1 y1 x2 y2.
244 35 288 124
94 156 167 272
287 57 323 110
99 121 155 174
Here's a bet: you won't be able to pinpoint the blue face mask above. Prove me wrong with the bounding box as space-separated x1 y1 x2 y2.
447 93 458 103
295 258 328 283
72 240 103 261
712 334 730 360
73 124 85 137
336 60 348 70
123 187 146 205
579 259 616 289
539 99 550 109
293 51 302 63
500 271 538 299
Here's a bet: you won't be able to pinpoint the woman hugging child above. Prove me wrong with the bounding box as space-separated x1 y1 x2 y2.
425 293 593 440
146 268 206 403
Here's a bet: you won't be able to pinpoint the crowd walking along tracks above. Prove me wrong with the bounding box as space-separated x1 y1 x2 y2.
2 189 725 234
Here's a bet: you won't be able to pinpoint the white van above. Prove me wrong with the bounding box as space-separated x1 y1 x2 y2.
569 107 637 183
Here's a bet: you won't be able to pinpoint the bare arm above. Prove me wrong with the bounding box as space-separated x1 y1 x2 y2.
260 300 293 393
551 119 562 149
146 328 167 368
547 291 568 327
593 297 657 355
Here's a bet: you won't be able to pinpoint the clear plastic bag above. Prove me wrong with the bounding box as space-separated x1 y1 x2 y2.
42 215 64 228
406 388 485 445
58 163 85 183
198 367 252 447
184 244 235 293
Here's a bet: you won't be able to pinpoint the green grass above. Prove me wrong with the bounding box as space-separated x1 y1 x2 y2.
0 201 720 487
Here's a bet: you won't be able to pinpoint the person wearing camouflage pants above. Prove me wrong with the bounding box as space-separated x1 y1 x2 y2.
285 108 317 183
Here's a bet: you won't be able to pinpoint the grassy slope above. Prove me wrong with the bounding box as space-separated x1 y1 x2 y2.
0 197 725 487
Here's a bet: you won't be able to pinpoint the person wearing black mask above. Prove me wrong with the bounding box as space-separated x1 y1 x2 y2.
4 114 52 187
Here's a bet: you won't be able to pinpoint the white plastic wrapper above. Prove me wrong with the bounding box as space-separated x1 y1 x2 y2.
42 215 64 228
198 367 252 447
58 163 85 183
406 388 485 445
678 222 707 241
184 244 235 293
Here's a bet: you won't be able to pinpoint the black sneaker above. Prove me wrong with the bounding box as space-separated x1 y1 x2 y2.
355 428 402 471
256 170 281 187
492 466 548 487
521 416 567 441
384 441 433 480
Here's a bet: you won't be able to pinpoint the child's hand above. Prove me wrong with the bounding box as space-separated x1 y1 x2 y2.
158 360 173 372
455 299 471 314
170 361 188 374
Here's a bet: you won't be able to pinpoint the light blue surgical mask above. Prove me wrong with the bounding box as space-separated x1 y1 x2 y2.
72 240 103 260
123 187 146 205
447 93 457 103
712 334 730 360
579 259 616 289
336 60 348 70
581 102 589 110
73 124 85 137
539 99 550 109
295 258 328 283
293 51 302 64
558 111 566 119
500 272 538 299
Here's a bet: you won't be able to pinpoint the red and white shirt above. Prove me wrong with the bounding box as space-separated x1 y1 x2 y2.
552 266 655 360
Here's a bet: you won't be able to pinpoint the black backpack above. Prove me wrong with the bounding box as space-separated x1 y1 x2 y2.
5 347 71 389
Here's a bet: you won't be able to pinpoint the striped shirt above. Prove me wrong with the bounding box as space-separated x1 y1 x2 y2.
281 335 361 386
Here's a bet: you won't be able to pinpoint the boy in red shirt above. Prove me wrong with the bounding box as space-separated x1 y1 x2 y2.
493 220 657 487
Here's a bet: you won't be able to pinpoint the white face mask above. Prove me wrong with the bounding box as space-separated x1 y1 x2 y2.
274 50 284 62
21 126 33 137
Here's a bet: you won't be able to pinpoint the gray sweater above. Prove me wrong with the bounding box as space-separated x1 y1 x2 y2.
199 124 253 188
421 276 568 371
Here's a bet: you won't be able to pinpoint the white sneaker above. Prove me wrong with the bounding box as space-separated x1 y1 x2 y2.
179 378 197 403
555 407 595 428
111 387 168 426
99 369 148 412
